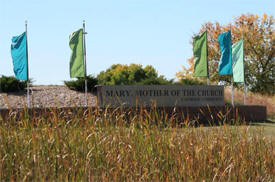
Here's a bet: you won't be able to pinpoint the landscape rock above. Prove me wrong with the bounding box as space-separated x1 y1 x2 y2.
0 85 97 109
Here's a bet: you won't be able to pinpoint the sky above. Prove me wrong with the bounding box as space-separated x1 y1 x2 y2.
0 0 274 85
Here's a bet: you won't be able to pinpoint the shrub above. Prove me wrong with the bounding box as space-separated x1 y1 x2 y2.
0 75 31 93
176 78 204 85
64 75 98 92
97 64 173 85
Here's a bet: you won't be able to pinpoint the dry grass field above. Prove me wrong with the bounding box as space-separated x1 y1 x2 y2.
0 86 274 181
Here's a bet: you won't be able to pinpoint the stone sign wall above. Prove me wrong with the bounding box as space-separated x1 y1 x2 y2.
96 85 224 107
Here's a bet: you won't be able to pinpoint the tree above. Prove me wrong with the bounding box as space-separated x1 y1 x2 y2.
97 64 173 85
176 14 275 95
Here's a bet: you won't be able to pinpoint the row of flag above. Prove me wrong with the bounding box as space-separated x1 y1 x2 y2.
11 29 244 83
10 29 244 84
193 31 244 83
10 30 244 84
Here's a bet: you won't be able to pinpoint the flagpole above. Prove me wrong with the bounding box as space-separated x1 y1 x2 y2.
243 82 246 104
206 30 210 85
231 78 234 107
242 33 246 105
25 20 30 108
0 74 2 99
230 28 234 107
83 20 88 107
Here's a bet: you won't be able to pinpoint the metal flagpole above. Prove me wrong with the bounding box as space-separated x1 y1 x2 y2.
231 78 234 107
0 74 2 100
83 20 88 107
242 32 246 105
25 20 30 108
243 82 246 104
206 30 210 85
230 28 234 107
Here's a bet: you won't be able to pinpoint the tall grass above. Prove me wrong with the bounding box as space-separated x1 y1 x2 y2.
224 87 275 116
0 108 274 181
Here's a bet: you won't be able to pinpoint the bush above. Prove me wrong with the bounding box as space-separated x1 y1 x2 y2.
64 75 98 92
0 75 31 93
176 78 204 85
97 64 173 85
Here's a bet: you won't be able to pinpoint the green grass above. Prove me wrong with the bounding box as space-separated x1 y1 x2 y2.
0 108 274 181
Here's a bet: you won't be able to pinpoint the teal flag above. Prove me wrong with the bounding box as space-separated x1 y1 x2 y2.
193 31 208 77
11 32 28 81
232 40 244 82
218 31 232 75
69 29 84 78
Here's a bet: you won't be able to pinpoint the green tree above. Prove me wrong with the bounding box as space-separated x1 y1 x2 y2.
177 14 275 95
97 64 172 85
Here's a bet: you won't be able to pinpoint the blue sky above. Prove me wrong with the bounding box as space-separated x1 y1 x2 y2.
0 0 274 85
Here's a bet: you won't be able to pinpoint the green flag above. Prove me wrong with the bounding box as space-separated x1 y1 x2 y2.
69 29 84 78
193 31 208 77
232 40 244 82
